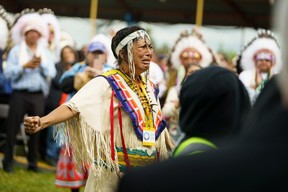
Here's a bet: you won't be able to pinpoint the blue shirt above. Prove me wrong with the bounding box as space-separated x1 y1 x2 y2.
4 44 56 96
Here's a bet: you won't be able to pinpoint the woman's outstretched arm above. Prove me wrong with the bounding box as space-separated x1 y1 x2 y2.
24 104 78 134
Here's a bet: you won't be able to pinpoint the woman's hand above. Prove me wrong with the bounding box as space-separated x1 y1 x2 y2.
24 116 43 134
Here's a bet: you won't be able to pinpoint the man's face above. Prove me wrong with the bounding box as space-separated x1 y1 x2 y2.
25 30 41 45
62 46 76 64
86 51 106 68
254 50 274 73
256 59 273 73
180 48 201 68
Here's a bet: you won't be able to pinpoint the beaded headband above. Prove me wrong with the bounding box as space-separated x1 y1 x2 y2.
115 30 150 57
180 49 202 61
254 51 274 62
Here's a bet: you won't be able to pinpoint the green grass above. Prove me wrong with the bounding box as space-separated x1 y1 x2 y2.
0 164 85 192
0 144 86 192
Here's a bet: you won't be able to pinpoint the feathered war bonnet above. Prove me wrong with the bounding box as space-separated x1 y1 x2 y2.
0 5 11 50
169 27 214 70
38 8 61 46
11 8 49 45
237 29 281 73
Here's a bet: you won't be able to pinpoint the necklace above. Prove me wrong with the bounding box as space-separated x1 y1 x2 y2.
118 69 154 128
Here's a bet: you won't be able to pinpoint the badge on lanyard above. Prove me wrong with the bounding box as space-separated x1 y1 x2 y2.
143 127 155 147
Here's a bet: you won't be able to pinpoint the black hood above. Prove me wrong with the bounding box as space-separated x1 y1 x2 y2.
179 66 251 144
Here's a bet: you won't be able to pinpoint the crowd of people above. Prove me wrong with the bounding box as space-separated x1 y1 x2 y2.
0 1 287 191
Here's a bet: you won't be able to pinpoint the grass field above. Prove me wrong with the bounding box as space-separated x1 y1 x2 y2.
0 166 68 192
0 154 85 192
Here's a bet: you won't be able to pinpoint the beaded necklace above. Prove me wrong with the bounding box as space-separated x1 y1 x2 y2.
119 69 154 129
102 69 166 145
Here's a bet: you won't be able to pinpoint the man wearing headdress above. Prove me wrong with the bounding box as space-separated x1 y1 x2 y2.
237 29 281 105
162 28 216 143
2 11 56 172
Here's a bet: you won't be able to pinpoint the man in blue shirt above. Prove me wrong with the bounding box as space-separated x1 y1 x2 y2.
2 12 56 172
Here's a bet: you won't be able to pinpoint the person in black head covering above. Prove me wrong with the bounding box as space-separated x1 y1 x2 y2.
173 65 251 157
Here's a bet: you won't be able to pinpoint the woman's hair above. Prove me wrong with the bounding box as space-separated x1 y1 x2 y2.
111 25 145 64
60 45 79 64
